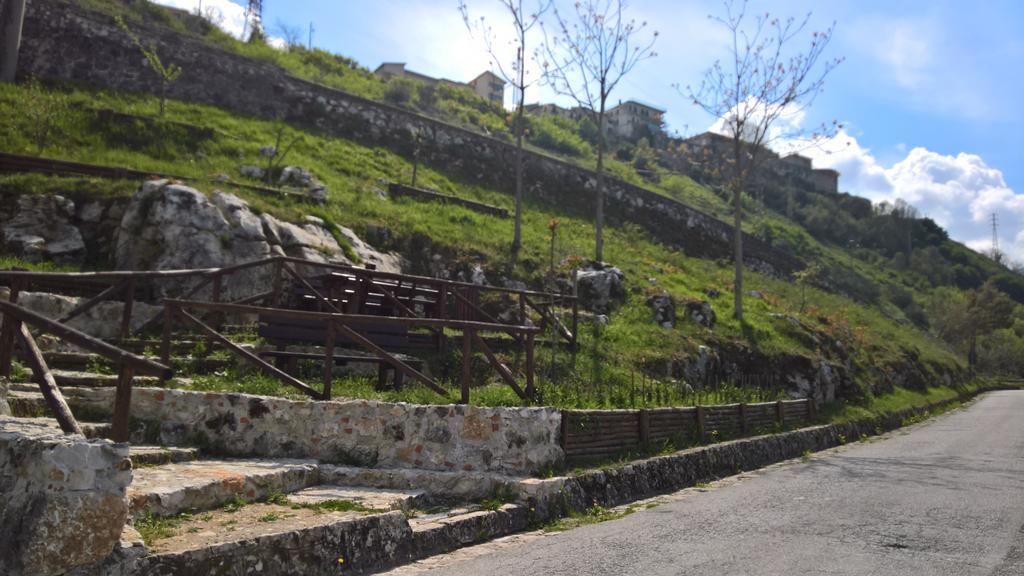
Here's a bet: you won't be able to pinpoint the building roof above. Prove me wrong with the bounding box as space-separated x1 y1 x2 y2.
611 99 666 114
470 70 506 86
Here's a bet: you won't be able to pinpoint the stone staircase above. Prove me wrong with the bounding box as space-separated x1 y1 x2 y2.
3 343 539 575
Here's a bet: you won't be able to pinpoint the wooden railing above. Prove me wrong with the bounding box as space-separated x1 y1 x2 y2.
0 256 575 405
0 299 172 441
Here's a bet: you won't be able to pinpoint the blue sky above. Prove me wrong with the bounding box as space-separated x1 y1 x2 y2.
159 0 1024 259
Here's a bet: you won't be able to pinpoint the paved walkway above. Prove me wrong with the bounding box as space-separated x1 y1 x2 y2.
382 391 1024 576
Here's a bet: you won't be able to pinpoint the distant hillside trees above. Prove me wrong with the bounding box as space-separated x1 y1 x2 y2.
686 0 841 320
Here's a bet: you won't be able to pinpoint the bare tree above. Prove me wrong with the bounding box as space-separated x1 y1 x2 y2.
686 0 841 321
116 16 183 117
460 0 552 258
539 0 657 262
275 19 304 51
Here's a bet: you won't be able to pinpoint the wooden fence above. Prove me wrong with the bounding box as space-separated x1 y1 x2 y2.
562 399 817 462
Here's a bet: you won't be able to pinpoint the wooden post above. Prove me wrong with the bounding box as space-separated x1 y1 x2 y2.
438 284 448 320
322 320 335 400
695 405 706 442
111 364 135 443
560 411 569 449
518 293 526 325
807 397 817 421
17 324 82 435
0 277 24 378
271 259 284 306
525 332 536 399
119 278 135 343
776 400 786 428
639 409 650 450
739 403 748 434
160 304 174 370
571 270 579 353
461 328 473 404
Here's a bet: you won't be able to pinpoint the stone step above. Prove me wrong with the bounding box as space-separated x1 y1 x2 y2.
130 446 200 467
287 484 426 512
52 370 163 388
42 352 232 374
128 458 321 518
409 503 529 559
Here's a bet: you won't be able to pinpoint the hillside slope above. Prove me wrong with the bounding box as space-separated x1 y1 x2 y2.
3 0 1021 410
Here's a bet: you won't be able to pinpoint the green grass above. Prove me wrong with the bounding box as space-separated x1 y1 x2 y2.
133 511 193 545
0 79 972 411
543 502 638 533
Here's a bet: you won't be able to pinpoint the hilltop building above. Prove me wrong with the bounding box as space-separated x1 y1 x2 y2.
606 100 665 140
373 63 506 105
526 99 667 143
680 131 840 195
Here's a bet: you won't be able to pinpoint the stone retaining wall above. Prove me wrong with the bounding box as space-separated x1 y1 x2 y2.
64 387 564 475
17 0 801 277
0 417 132 576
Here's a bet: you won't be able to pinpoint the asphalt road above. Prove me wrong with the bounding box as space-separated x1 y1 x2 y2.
388 391 1024 576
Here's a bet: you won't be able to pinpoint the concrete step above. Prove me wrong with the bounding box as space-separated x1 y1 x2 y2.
287 484 426 512
130 446 200 467
409 503 529 559
52 370 163 388
128 458 321 518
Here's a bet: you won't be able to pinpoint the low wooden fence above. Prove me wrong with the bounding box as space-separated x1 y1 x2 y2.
561 399 817 462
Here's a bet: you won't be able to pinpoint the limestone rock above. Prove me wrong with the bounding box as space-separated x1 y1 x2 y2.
239 164 264 179
17 291 163 340
279 165 314 187
115 180 400 299
576 262 625 313
685 300 717 328
1 194 85 263
645 292 676 328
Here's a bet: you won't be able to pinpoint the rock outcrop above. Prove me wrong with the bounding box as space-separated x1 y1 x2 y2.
113 180 401 298
1 194 86 263
685 300 717 328
646 292 676 328
576 262 625 313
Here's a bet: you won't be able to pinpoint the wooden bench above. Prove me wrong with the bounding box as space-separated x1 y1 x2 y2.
257 348 424 390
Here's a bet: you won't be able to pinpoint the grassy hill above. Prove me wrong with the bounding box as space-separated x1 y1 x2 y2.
3 0 1022 412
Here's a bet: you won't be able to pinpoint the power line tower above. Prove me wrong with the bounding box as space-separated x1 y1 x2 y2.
991 212 1001 260
242 0 264 41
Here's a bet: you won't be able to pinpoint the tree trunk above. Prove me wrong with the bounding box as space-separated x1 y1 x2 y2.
733 181 744 320
512 94 524 256
595 97 608 262
0 0 27 83
732 137 744 321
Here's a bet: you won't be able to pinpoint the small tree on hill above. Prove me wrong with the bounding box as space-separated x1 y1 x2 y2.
685 0 842 321
115 16 183 117
539 0 657 262
460 0 552 259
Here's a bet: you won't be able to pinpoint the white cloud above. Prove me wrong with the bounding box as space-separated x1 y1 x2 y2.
802 131 1024 261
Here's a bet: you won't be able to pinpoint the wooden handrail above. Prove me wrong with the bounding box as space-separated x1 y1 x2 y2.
164 299 543 333
0 300 172 378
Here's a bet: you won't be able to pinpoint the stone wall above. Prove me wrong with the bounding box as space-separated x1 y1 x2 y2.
63 386 563 475
0 417 132 576
16 0 801 276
